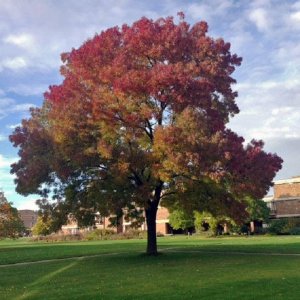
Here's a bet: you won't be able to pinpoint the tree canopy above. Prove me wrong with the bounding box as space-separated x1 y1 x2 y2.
10 13 282 254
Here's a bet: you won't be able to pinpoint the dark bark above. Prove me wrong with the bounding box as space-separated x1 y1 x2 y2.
145 201 158 255
145 181 163 255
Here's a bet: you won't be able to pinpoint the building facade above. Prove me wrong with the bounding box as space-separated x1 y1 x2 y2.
61 207 171 235
264 176 300 218
61 176 300 235
18 210 38 229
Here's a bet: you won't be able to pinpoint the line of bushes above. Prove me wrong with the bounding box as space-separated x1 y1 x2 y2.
194 217 300 236
31 229 147 242
267 218 300 235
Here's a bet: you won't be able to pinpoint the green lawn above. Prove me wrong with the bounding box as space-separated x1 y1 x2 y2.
1 236 300 299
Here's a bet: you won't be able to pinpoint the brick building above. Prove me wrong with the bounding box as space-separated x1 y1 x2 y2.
18 210 38 229
264 176 300 218
61 213 124 234
61 207 171 235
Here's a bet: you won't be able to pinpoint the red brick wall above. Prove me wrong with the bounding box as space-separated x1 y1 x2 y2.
274 199 300 216
275 183 300 198
156 223 168 234
156 207 169 220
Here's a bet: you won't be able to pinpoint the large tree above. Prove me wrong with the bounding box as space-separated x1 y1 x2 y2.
10 14 282 254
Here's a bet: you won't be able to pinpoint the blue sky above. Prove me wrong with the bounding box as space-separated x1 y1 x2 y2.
0 0 299 209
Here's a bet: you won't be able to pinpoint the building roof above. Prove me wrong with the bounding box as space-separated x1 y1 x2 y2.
263 195 274 202
275 176 300 185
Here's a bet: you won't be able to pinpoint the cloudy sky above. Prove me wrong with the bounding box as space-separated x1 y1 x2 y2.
0 0 299 210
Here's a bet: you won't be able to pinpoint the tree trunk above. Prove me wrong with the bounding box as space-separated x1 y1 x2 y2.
145 201 158 255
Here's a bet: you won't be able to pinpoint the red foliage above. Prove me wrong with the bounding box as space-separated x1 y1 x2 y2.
10 14 282 227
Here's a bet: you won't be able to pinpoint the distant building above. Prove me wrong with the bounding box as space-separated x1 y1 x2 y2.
62 176 300 235
264 176 300 218
61 213 120 235
61 208 171 235
18 210 38 229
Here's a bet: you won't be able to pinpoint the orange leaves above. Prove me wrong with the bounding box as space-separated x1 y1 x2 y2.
97 140 113 159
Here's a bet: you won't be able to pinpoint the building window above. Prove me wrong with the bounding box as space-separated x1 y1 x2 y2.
267 201 276 214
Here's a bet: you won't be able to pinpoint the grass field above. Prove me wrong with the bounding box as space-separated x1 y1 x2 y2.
1 236 300 299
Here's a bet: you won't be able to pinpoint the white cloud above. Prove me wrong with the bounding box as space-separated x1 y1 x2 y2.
2 56 27 70
0 155 18 204
290 11 300 22
4 33 36 50
6 123 21 130
229 72 300 148
0 97 34 119
248 8 271 32
16 197 39 210
184 0 235 27
271 107 293 116
0 97 15 107
8 83 47 96
0 154 17 168
250 126 299 140
186 3 208 21
9 103 34 113
0 134 6 141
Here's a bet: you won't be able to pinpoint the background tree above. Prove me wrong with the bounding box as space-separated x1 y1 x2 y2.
194 211 230 235
10 14 282 255
35 198 69 233
0 192 25 238
169 209 194 232
32 215 53 236
246 198 270 224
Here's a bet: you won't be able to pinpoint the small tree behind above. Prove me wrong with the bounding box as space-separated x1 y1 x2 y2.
246 198 270 223
32 216 53 236
169 209 194 232
0 192 25 238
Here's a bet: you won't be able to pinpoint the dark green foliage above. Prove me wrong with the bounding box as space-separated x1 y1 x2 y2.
284 218 300 234
289 227 300 235
35 198 69 234
194 211 232 236
194 211 216 236
246 198 270 223
267 219 288 235
267 218 300 235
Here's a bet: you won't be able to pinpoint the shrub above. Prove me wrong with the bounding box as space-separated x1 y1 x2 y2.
267 218 300 235
284 218 300 232
267 219 289 235
84 229 115 241
31 233 83 242
289 227 300 235
30 228 147 242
